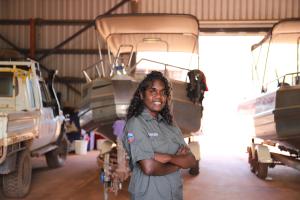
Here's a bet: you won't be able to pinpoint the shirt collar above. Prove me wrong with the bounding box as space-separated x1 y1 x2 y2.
141 108 164 122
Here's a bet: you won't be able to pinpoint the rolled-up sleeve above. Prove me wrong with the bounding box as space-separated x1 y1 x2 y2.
123 118 154 165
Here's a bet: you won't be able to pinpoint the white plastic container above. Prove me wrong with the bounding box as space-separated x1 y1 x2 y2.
75 140 88 155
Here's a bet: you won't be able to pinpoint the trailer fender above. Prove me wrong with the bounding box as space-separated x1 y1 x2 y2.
188 141 200 160
256 144 272 163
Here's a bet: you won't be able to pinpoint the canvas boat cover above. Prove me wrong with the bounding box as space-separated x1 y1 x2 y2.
95 14 199 55
252 19 300 50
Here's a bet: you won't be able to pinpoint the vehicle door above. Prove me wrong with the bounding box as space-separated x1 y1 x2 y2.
31 80 57 149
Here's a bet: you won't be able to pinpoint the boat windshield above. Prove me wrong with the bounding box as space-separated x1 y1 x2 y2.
92 14 200 81
135 52 199 81
0 72 14 97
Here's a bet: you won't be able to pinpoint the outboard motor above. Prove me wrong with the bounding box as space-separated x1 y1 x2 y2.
186 69 208 104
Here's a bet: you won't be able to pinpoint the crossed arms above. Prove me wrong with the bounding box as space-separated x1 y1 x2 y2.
138 145 197 176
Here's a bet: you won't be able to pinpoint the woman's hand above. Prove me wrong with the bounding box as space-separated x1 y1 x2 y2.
176 145 190 155
167 145 196 169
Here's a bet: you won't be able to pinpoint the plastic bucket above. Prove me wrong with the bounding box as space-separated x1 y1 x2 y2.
75 140 88 155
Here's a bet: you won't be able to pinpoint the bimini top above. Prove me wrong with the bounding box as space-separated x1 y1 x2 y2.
95 14 199 55
252 18 300 51
272 19 300 34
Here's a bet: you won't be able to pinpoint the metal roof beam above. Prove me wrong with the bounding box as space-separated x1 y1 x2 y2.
37 0 131 62
19 48 108 55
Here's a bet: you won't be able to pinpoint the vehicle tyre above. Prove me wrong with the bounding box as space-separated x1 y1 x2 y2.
2 149 32 198
189 160 200 176
247 147 256 173
46 135 68 168
256 162 268 179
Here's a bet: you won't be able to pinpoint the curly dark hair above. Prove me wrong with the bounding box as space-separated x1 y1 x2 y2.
126 71 173 125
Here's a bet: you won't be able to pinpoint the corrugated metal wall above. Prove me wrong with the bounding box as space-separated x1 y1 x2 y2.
0 0 299 106
2 0 129 19
140 0 300 20
2 0 299 20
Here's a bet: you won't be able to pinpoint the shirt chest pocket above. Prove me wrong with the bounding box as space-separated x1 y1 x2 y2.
149 134 169 153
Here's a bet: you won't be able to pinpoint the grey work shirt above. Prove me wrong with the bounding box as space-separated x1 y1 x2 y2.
122 108 187 200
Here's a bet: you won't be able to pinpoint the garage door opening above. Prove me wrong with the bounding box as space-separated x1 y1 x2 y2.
199 35 263 155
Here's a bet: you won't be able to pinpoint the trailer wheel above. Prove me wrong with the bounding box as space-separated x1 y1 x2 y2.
256 162 268 179
2 149 32 198
247 147 256 173
189 160 200 176
46 136 68 168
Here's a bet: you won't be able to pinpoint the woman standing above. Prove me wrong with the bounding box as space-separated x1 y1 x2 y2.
122 71 197 200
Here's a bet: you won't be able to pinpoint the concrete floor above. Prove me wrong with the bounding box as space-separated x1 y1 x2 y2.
1 136 300 200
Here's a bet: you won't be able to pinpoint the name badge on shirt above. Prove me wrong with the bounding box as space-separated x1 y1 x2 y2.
148 132 158 137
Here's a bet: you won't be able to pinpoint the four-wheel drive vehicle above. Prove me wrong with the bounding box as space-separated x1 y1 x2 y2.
0 59 68 198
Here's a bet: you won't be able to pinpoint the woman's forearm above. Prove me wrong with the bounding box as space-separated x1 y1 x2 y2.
169 153 197 169
154 152 197 169
138 159 179 176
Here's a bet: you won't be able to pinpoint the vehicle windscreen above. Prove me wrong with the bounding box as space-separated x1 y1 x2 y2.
0 72 13 97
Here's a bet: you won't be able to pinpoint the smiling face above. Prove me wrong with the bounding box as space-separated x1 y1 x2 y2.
142 79 167 118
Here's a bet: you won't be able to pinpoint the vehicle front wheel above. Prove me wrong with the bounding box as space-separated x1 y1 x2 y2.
2 149 32 198
46 136 69 168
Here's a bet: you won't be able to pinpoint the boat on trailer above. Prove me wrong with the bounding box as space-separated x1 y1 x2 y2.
79 14 206 197
240 18 300 179
79 14 206 142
